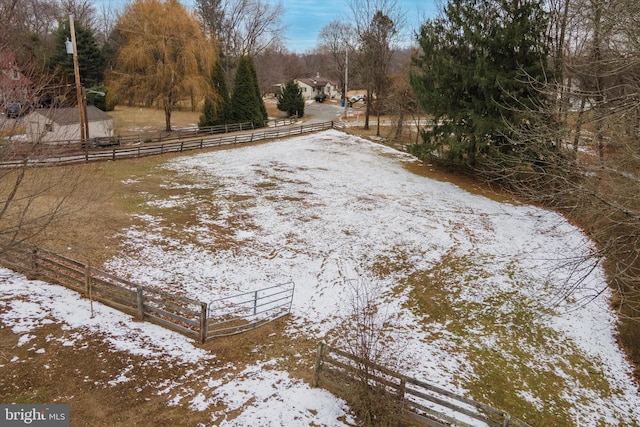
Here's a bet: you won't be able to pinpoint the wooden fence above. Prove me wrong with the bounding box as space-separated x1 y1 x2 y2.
313 342 532 427
1 120 334 168
35 119 296 148
0 240 293 343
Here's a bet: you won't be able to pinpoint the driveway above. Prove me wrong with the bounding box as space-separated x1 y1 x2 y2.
302 101 345 123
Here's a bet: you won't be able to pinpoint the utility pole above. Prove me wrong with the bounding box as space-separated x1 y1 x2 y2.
343 47 349 120
68 14 86 140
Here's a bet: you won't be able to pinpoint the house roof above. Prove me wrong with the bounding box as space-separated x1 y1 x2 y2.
31 106 112 125
296 76 334 89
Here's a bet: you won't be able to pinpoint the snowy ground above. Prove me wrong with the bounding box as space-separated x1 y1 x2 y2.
2 129 639 426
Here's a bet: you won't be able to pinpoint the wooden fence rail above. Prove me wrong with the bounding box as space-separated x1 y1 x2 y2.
313 342 532 427
1 241 207 341
1 120 334 168
27 119 296 148
0 240 292 343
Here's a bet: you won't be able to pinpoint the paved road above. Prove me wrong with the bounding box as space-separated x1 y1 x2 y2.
303 101 348 123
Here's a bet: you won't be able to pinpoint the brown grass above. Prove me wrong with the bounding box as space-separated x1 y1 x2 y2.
109 106 200 135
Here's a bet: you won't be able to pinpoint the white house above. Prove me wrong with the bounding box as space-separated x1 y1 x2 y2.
26 106 114 143
294 74 339 100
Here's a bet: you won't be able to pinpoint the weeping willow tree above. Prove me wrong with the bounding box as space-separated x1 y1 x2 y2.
107 0 215 131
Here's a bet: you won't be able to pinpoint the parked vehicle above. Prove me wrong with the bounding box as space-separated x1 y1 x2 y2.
6 103 23 118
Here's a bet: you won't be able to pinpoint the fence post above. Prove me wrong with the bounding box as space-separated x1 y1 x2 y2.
85 264 91 295
253 290 258 315
398 378 406 400
136 287 144 320
313 341 325 388
31 248 39 274
199 302 207 344
87 262 94 318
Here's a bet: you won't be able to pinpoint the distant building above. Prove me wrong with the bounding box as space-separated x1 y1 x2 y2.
294 74 338 101
0 52 32 112
25 106 114 143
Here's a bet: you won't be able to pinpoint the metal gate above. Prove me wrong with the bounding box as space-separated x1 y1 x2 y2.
206 282 295 338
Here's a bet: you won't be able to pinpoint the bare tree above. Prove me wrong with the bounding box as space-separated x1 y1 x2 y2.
0 0 60 57
317 20 357 105
334 277 405 426
348 0 405 133
196 0 284 85
0 64 97 256
94 0 120 46
253 43 306 95
59 0 97 29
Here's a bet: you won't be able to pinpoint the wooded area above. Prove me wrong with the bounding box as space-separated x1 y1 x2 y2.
409 0 640 379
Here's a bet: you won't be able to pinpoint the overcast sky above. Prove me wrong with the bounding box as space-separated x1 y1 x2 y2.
95 0 438 52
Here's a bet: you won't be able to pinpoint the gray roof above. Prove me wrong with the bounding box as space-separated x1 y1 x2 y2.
32 106 112 125
296 77 334 89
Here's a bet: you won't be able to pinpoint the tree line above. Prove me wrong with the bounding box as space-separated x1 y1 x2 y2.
409 0 640 380
0 0 411 132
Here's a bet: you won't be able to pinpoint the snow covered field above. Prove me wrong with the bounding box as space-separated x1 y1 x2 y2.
2 129 639 426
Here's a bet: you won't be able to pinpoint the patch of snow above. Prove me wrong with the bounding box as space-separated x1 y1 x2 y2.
2 130 639 426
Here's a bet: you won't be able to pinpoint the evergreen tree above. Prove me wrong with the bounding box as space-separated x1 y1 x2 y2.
229 55 268 125
277 80 304 117
410 0 550 167
199 60 231 127
50 19 105 87
247 55 268 122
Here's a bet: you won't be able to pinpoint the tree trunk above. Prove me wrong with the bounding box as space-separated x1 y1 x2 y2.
376 98 381 137
364 86 372 130
394 107 404 140
164 103 172 131
572 96 587 159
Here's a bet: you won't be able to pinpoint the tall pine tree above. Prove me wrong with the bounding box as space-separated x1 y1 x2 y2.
199 60 230 127
410 0 550 167
50 19 105 87
229 55 267 126
277 80 304 118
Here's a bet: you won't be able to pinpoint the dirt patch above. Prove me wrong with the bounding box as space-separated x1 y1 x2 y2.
0 320 212 426
0 304 316 427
